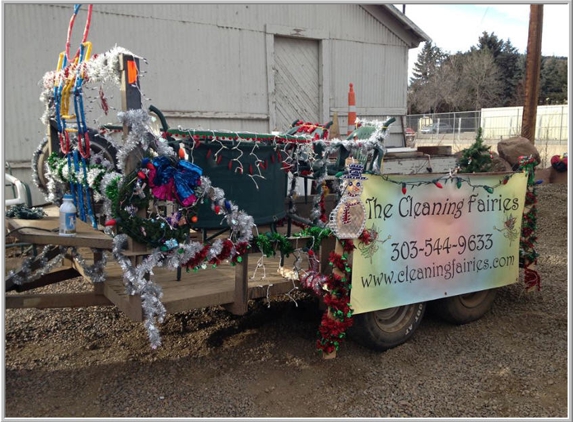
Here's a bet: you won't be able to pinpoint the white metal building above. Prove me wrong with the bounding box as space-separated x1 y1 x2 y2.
3 3 429 205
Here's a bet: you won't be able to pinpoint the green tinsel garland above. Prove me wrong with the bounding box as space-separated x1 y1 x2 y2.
253 226 333 258
254 232 294 257
296 226 333 251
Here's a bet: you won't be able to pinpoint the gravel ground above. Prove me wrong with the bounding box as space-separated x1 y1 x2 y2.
2 182 569 419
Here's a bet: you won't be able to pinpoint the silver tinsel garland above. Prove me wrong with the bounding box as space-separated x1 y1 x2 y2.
70 247 109 283
7 246 109 286
40 45 137 126
111 234 167 348
7 245 67 286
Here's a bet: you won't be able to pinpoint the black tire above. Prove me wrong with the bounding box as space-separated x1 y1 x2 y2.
429 288 498 325
348 302 426 352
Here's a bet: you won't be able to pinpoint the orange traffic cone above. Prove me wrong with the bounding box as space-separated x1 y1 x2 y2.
347 83 356 136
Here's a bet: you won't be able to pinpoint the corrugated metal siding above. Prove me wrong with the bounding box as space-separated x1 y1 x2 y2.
331 41 408 114
88 4 408 46
4 3 418 205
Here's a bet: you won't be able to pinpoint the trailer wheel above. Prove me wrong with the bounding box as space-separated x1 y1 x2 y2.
429 288 498 325
32 137 51 196
34 132 118 191
348 302 426 351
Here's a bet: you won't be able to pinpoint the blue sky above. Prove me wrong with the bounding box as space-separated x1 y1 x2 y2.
397 3 570 78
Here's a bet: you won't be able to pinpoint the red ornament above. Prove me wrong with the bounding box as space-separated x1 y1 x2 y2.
104 219 117 227
137 171 146 179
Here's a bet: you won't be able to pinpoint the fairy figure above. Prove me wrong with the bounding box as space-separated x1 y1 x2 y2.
494 213 519 246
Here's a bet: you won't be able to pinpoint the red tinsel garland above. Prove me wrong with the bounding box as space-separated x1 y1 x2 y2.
182 239 249 271
315 231 377 354
232 241 250 264
183 245 210 270
208 239 234 266
518 155 541 291
316 239 356 355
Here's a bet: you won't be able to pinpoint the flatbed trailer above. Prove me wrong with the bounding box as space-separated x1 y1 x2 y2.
5 5 538 358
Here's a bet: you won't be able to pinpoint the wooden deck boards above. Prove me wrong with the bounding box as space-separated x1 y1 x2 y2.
100 254 300 321
6 214 309 321
6 217 113 249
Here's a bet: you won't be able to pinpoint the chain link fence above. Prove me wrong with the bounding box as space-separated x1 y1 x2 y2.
405 105 569 168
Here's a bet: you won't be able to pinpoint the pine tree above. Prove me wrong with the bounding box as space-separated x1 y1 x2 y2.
475 31 503 58
540 57 568 104
458 128 493 173
410 42 446 85
497 40 524 106
475 33 523 107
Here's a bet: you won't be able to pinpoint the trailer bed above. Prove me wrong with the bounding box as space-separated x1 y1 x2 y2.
6 208 318 321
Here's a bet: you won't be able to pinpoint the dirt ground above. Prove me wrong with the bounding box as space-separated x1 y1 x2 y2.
3 174 569 418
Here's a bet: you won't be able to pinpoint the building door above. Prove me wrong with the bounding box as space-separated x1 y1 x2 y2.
273 36 320 132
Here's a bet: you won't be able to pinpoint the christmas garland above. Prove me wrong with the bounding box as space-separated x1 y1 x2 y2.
105 154 203 249
7 245 108 287
46 152 112 202
517 155 541 291
254 232 295 258
316 238 356 355
250 225 375 355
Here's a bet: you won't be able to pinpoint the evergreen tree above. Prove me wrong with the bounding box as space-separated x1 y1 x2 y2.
475 31 504 58
458 128 493 173
540 57 568 104
410 42 446 85
407 34 567 113
474 32 523 106
497 40 524 106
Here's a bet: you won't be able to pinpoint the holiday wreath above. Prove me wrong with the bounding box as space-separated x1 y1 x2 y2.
104 154 203 249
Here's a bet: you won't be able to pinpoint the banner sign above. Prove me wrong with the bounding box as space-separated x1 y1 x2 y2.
350 172 528 314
